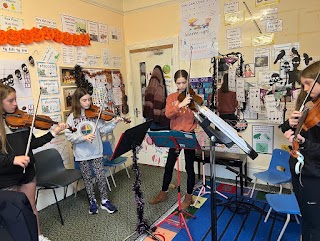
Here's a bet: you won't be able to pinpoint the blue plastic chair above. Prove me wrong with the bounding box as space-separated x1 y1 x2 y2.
265 193 300 241
74 159 112 191
250 148 291 198
102 141 130 188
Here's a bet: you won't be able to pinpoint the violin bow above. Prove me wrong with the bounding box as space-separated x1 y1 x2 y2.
186 46 193 95
23 87 42 173
92 91 107 136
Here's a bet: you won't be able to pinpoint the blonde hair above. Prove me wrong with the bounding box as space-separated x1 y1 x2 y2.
0 84 16 153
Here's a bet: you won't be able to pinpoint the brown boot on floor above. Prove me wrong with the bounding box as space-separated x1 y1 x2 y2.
148 191 168 205
180 194 193 210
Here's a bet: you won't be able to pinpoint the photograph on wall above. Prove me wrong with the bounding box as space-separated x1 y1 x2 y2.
63 87 76 109
243 63 255 78
252 125 274 154
0 60 32 97
60 68 76 86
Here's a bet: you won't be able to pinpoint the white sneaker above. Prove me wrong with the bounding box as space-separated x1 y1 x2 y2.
39 234 51 241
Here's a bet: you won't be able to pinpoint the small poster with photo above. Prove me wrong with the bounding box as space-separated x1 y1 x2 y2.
243 63 255 78
60 68 76 86
63 87 77 109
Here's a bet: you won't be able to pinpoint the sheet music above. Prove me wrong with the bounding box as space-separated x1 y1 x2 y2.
197 106 251 154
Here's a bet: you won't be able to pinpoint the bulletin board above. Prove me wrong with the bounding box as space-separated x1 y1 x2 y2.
82 68 125 115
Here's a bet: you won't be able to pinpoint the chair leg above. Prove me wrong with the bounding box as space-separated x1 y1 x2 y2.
74 180 79 197
64 185 68 199
250 177 257 198
123 163 130 178
294 214 300 224
264 207 273 222
105 174 112 192
36 188 40 205
109 167 117 187
277 213 290 241
279 185 283 194
52 189 64 225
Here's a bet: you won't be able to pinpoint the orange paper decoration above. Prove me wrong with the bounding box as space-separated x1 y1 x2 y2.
0 27 90 46
0 30 8 45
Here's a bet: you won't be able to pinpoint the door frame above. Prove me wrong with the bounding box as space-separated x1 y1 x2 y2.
125 37 179 126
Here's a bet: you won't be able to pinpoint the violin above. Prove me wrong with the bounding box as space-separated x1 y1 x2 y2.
85 104 131 124
177 46 203 110
5 109 77 132
177 86 203 110
290 71 320 159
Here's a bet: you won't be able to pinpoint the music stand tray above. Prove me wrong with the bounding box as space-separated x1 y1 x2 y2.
148 130 200 241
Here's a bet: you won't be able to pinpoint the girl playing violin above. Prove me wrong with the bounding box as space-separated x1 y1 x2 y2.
281 60 320 241
149 70 200 210
65 88 123 215
0 84 67 241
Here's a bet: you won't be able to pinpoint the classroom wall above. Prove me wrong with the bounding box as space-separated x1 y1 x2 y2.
123 0 320 177
0 0 127 210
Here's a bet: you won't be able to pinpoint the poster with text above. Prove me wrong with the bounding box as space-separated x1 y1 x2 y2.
61 14 86 34
180 0 219 60
252 125 274 154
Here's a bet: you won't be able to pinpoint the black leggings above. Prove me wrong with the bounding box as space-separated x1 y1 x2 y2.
161 148 195 194
292 174 320 241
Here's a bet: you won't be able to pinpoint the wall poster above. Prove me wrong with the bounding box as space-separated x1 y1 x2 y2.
252 125 274 154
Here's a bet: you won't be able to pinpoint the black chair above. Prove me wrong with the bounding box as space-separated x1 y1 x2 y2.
34 148 82 225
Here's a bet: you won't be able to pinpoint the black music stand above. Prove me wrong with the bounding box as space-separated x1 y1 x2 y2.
110 120 161 241
193 106 258 241
147 130 201 241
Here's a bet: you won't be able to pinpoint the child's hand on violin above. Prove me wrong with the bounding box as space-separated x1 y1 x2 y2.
289 111 302 128
113 116 123 124
178 94 192 108
13 156 30 169
284 129 305 144
52 123 69 135
84 133 95 143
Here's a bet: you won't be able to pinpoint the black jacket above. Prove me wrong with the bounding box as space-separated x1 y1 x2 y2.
0 128 54 188
280 120 320 178
0 190 38 241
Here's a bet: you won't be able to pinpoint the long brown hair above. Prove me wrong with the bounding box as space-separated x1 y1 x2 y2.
0 84 16 153
296 61 320 110
300 60 320 82
220 73 230 93
71 88 90 118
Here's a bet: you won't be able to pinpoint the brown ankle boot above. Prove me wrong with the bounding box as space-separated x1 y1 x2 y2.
181 194 193 210
148 191 168 205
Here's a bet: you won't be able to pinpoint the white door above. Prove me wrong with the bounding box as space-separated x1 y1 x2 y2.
129 46 175 166
129 47 175 126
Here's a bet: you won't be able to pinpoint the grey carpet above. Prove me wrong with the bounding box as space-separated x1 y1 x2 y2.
38 164 188 241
